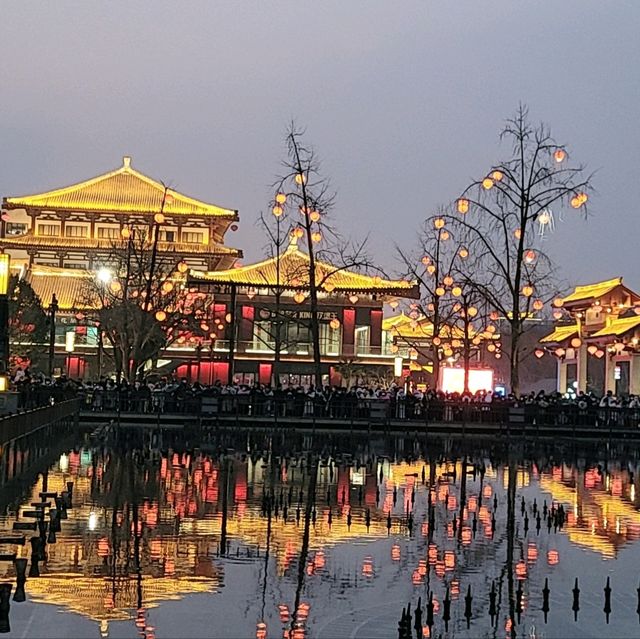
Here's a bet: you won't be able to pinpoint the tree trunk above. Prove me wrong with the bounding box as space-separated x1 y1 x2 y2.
509 322 521 397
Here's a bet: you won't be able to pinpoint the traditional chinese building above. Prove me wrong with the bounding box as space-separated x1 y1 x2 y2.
539 277 640 396
1 157 242 377
186 237 419 386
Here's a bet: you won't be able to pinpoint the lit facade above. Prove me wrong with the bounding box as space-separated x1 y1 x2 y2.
539 277 640 396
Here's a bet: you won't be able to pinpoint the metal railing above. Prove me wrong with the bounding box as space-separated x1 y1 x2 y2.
0 398 80 443
77 391 640 430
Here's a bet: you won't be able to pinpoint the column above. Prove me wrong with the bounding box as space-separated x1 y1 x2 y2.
576 343 588 393
342 308 355 356
630 354 640 395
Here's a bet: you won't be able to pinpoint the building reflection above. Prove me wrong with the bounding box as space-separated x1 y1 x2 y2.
0 434 638 637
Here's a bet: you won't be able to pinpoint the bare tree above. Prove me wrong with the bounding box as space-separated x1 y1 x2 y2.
272 124 378 388
447 105 592 396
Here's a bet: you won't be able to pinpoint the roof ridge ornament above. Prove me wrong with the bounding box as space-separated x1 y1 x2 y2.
122 156 132 169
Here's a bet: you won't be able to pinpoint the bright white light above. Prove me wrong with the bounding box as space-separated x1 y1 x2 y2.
96 268 112 283
88 512 98 531
439 367 494 394
59 453 69 472
394 356 403 377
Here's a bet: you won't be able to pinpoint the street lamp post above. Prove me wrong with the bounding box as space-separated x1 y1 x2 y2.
48 294 59 378
0 254 10 376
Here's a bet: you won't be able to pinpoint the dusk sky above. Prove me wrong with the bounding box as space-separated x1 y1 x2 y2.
1 1 638 290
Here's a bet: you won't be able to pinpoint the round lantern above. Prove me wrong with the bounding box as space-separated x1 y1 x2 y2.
177 261 188 273
294 173 306 185
432 337 441 346
162 281 174 294
155 310 166 322
524 249 536 264
443 275 454 287
570 337 582 349
311 231 322 243
427 264 436 275
452 286 462 297
421 256 431 265
554 149 566 163
310 211 321 222
556 348 566 358
294 291 305 304
329 318 340 330
482 178 494 190
441 230 450 240
293 227 304 239
553 297 564 308
492 170 504 182
154 213 165 225
457 198 469 214
272 205 283 217
533 299 544 311
595 349 605 358
522 285 534 297
487 344 496 352
459 247 469 258
468 306 478 317
435 287 445 297
434 217 445 230
275 192 287 204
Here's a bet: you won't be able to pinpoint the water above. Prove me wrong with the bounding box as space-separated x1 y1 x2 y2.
0 430 639 638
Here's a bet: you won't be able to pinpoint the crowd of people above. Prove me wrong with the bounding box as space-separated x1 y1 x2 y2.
9 367 640 425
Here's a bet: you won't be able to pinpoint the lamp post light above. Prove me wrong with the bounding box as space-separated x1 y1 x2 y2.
48 293 59 378
0 254 10 381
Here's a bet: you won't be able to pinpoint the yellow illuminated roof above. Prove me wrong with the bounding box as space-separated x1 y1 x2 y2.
382 312 490 341
590 315 640 338
189 238 419 297
539 324 579 344
561 277 623 305
0 234 241 256
3 157 237 218
26 266 96 310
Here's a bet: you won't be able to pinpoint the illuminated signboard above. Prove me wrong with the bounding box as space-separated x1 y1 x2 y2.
439 367 494 394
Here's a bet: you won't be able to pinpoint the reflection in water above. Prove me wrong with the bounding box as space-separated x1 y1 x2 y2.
0 431 640 638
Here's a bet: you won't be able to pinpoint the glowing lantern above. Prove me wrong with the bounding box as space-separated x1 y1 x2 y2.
459 247 469 258
472 336 481 345
421 256 431 266
552 310 563 320
443 348 453 357
492 170 504 181
272 205 283 217
482 177 494 190
329 318 340 330
487 343 496 352
434 217 445 229
547 550 559 565
441 230 450 240
389 300 399 310
457 198 469 214
275 192 287 204
154 213 165 224
324 281 335 293
495 352 502 359
524 249 536 264
468 306 478 317
553 297 564 308
451 339 461 348
121 227 131 239
587 345 598 355
294 173 306 185
443 275 454 286
427 264 436 275
233 261 243 268
533 299 544 311
177 260 189 273
515 561 527 580
349 295 359 304
534 349 544 359
310 211 321 222
570 337 582 348
155 310 166 322
514 229 522 239
293 227 304 239
554 149 566 163
225 313 232 323
162 281 174 294
522 285 534 297
595 349 605 358
555 348 566 358
435 287 445 297
432 337 441 346
110 280 122 293
452 286 462 297
490 311 499 321
294 292 305 304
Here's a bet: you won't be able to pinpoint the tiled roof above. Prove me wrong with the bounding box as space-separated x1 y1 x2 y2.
189 239 419 296
561 277 623 305
539 324 579 344
590 315 640 338
26 266 96 310
3 156 237 218
0 234 241 256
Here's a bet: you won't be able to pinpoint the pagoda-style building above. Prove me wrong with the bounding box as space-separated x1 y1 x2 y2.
1 157 241 378
1 156 241 272
186 237 419 386
539 277 640 396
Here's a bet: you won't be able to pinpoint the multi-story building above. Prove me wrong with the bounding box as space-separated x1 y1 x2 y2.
539 277 640 396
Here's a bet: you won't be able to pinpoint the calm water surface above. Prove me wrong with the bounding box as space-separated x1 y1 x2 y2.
0 430 639 639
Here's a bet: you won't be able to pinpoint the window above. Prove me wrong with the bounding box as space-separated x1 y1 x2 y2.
37 224 60 236
65 225 88 238
97 226 119 239
182 231 204 244
5 222 27 236
355 326 370 354
253 321 275 351
320 322 341 355
159 230 176 242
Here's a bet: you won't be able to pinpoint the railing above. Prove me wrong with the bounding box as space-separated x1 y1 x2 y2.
0 399 80 443
77 391 640 431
